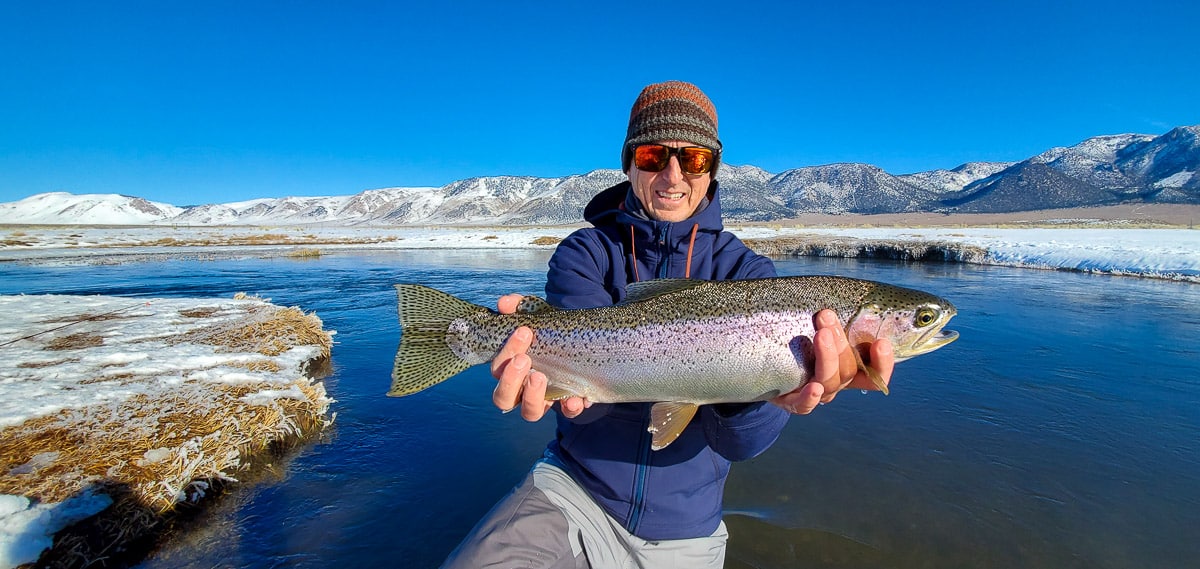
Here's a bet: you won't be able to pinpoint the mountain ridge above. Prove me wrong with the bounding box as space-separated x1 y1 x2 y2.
1 125 1196 226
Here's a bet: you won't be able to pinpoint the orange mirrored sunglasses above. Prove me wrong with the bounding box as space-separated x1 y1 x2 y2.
631 144 716 175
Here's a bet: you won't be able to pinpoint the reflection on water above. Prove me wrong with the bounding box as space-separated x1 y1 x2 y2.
1 250 1197 568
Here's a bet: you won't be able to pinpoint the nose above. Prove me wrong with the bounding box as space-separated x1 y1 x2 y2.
661 155 685 184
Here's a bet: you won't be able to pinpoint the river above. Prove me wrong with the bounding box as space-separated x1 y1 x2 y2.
2 249 1197 568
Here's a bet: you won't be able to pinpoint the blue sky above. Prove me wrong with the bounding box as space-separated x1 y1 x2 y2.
2 1 1197 205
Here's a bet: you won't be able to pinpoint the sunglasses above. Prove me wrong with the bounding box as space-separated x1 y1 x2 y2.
631 144 716 175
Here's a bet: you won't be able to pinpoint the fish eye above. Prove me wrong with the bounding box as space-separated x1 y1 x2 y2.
915 307 938 327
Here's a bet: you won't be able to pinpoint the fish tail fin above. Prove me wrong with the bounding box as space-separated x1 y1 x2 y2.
390 284 486 397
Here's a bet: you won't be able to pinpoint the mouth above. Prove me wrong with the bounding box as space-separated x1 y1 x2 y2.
897 324 960 360
904 328 958 359
655 190 686 201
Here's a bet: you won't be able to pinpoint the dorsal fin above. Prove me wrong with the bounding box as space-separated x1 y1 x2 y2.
516 295 556 314
622 279 707 304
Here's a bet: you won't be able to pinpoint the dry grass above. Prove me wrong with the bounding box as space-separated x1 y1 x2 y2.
178 307 221 318
171 305 332 358
45 332 105 350
531 236 563 246
0 299 335 567
744 235 991 263
87 232 403 249
286 247 323 258
18 358 75 369
0 378 330 510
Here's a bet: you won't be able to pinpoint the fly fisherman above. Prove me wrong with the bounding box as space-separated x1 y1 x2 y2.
441 81 896 568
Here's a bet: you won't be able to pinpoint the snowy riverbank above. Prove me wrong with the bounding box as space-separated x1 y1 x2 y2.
3 224 1198 282
0 294 334 568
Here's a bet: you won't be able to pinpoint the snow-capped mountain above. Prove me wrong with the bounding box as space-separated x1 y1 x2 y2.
2 125 1197 226
940 125 1199 212
899 162 1013 194
0 192 184 225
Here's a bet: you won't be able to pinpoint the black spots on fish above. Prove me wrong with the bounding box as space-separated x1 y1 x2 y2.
788 335 816 379
517 296 555 314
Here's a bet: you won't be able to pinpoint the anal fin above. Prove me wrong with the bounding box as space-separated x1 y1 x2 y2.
543 385 575 401
648 402 699 450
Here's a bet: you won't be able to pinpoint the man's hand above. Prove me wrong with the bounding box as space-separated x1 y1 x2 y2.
490 293 588 421
772 309 895 415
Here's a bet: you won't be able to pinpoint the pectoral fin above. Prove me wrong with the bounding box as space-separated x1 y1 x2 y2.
648 402 699 450
852 344 889 395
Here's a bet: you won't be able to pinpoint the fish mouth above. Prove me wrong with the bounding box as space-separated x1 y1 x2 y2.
901 328 958 359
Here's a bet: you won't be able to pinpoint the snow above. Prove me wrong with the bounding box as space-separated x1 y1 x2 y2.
0 193 183 225
1154 170 1194 188
0 489 112 568
768 226 1200 279
0 293 330 567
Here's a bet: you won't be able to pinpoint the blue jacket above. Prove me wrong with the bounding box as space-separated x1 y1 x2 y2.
543 180 791 540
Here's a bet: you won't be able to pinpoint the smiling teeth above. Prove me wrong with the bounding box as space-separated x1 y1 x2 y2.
658 192 684 199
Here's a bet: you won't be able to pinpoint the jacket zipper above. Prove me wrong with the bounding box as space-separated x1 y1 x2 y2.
627 413 654 533
628 224 671 534
655 225 669 279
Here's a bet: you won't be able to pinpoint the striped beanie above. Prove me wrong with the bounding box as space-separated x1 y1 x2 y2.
621 81 722 173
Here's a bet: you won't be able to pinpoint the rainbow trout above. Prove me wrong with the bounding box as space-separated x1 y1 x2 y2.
390 276 957 449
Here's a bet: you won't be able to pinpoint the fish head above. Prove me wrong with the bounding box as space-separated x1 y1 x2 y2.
845 283 958 363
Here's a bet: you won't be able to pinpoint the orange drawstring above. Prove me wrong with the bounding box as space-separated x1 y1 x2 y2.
630 223 698 281
684 223 698 279
629 224 641 282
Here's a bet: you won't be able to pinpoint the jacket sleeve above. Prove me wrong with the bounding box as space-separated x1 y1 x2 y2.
698 402 791 461
715 232 778 281
737 252 777 279
545 230 618 310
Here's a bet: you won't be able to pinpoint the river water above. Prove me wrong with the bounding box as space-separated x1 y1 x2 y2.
2 249 1197 568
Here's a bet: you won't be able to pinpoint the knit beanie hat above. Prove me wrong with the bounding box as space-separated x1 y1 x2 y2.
621 81 722 173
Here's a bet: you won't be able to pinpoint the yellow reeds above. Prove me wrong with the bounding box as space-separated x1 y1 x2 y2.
0 296 335 566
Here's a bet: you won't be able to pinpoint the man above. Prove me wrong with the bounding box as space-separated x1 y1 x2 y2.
443 81 894 568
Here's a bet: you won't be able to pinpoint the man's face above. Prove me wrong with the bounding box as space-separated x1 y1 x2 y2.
629 141 713 223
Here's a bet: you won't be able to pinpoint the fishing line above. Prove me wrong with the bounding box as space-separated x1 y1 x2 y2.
0 302 150 347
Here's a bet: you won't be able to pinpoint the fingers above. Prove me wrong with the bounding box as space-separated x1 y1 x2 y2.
491 326 533 379
497 293 524 315
492 350 531 413
505 364 586 421
560 396 588 419
519 369 554 421
493 295 536 414
772 382 824 415
490 318 574 421
847 338 894 391
812 309 854 403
